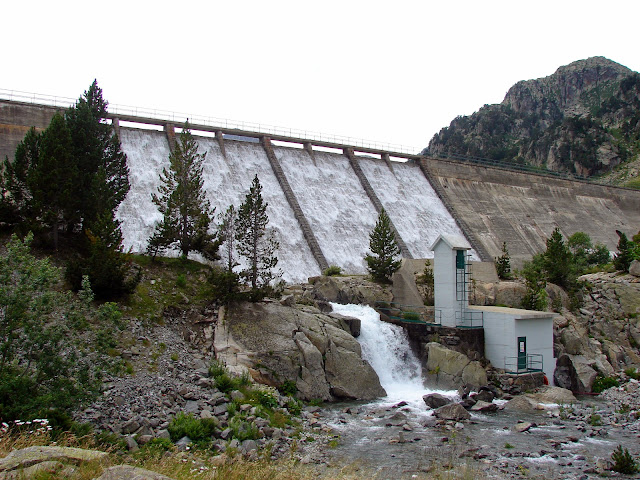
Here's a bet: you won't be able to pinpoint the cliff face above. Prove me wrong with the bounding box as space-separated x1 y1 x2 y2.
426 57 640 183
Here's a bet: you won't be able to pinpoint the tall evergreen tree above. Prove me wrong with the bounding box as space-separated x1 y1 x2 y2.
543 227 573 288
149 123 216 259
365 208 401 283
65 80 130 226
235 175 280 292
0 127 40 228
495 241 512 280
29 113 79 249
613 231 637 272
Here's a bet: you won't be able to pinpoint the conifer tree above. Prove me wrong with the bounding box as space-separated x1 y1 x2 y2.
614 231 637 272
235 175 280 292
365 208 401 283
65 80 130 226
149 123 216 259
543 227 573 288
495 241 512 280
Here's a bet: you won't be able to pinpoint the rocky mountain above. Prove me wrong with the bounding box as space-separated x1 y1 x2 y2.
425 57 640 186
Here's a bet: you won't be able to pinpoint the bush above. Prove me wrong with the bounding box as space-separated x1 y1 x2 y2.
592 375 619 393
176 273 187 288
611 445 638 474
229 416 259 442
402 311 420 321
495 242 512 280
167 412 217 442
278 380 298 397
208 267 240 304
322 265 342 276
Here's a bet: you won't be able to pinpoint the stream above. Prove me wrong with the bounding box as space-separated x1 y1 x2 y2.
321 304 639 479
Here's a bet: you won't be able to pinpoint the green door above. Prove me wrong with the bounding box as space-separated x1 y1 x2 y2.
517 337 527 370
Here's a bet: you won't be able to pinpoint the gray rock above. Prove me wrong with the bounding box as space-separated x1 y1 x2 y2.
122 419 140 434
241 439 258 454
156 429 171 440
629 260 640 277
95 465 176 480
433 403 471 421
470 400 498 412
125 435 139 452
423 393 453 409
514 422 536 433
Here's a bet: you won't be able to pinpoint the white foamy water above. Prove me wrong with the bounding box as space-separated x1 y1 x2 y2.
330 303 456 410
358 157 475 259
275 147 378 274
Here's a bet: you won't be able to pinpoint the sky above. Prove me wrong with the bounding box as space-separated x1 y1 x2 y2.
4 1 640 154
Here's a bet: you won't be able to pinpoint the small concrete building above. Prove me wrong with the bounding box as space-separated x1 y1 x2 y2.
431 235 556 379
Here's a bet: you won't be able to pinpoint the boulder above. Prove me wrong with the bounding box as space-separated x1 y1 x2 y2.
96 465 176 480
494 282 527 307
425 342 487 389
307 276 392 305
532 385 577 404
433 403 471 421
0 446 108 474
554 354 599 392
629 260 640 277
423 393 453 409
470 400 498 412
214 302 385 401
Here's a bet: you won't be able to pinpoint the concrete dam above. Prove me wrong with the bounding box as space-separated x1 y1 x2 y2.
2 99 640 283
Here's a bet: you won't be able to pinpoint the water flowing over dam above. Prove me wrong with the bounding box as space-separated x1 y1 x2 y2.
116 127 465 283
3 98 640 279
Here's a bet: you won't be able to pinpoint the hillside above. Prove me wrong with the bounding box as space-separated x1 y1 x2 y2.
424 57 640 187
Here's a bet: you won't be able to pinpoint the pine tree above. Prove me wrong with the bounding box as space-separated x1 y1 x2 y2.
543 227 573 288
614 231 636 272
495 241 512 280
28 113 79 249
0 127 40 228
65 80 130 226
365 208 401 283
149 123 216 259
235 175 280 292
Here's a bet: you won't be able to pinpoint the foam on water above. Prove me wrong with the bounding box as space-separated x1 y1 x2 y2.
329 303 456 411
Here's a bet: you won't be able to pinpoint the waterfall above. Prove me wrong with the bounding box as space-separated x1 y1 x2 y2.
330 303 456 408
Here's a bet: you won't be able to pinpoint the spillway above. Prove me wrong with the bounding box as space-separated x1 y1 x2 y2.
358 156 467 258
115 127 468 284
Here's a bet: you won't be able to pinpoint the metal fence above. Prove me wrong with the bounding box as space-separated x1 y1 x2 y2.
504 353 543 375
374 301 440 325
0 88 420 155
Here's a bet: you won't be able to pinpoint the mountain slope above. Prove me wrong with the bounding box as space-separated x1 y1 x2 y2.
425 57 640 185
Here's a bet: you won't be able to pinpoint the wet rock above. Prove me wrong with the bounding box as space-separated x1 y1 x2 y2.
514 421 536 432
470 400 498 412
433 403 471 421
423 393 452 409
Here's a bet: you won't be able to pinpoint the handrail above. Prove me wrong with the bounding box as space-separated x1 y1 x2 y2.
455 309 484 328
0 88 420 155
504 353 543 374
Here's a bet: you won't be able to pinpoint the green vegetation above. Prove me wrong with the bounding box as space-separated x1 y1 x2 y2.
364 208 401 283
235 175 281 296
167 412 218 443
591 375 620 393
147 123 218 261
0 81 136 299
0 234 123 422
611 445 639 474
323 265 343 276
495 242 512 280
613 231 640 272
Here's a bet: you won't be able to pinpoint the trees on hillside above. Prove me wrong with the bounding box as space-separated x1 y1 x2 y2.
148 123 218 260
235 175 280 293
0 80 136 298
365 209 401 283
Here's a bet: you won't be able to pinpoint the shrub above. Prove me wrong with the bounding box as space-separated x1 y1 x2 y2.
495 242 512 280
323 265 342 276
229 416 259 442
167 412 217 442
592 375 619 393
402 311 420 321
624 367 640 380
278 380 298 397
176 274 187 288
611 445 638 474
209 360 227 378
214 373 235 393
255 391 278 409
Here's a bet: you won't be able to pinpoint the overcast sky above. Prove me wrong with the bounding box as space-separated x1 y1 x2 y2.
4 1 640 153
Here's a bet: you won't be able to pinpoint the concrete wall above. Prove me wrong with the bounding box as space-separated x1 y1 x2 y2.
0 101 62 161
422 156 640 267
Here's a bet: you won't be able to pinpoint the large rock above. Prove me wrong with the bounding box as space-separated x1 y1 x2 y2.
554 354 599 392
0 446 108 475
96 465 176 480
214 302 385 401
307 276 392 305
433 403 471 421
425 342 487 389
629 260 640 277
423 393 452 409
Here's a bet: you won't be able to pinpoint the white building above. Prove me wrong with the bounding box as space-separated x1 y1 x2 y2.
431 235 556 379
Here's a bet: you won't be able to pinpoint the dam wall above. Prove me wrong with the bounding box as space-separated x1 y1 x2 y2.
2 99 640 281
421 157 640 268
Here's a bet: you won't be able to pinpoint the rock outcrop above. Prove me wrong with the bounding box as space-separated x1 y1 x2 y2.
424 342 487 389
214 301 386 401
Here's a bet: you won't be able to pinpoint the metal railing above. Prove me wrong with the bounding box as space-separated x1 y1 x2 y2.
455 309 484 328
504 353 543 375
374 301 440 325
0 88 421 155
